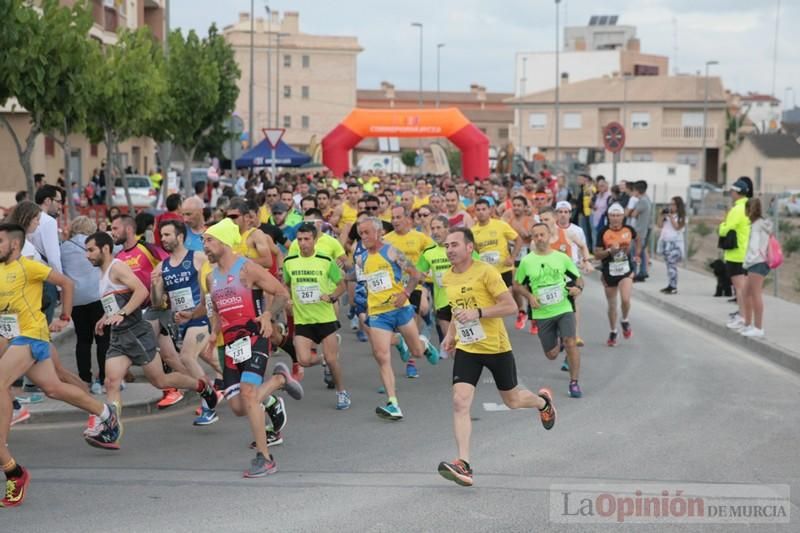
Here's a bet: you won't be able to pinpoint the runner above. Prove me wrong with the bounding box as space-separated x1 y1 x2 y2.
444 189 474 228
594 203 637 347
150 220 218 426
502 195 538 330
555 201 594 349
356 217 439 420
471 198 523 289
0 224 121 507
514 223 586 398
283 223 351 410
86 231 219 437
228 198 280 270
202 218 304 477
437 227 556 487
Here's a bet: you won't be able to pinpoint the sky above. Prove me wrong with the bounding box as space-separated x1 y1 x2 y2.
171 0 799 107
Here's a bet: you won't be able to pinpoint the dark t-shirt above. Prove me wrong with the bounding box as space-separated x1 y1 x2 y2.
259 223 287 247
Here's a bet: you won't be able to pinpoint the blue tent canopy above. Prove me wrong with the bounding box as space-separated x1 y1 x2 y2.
235 138 311 168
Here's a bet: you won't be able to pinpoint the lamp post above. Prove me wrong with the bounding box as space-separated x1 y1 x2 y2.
700 60 719 213
436 43 445 108
264 4 272 129
248 0 254 146
411 22 423 106
554 0 561 171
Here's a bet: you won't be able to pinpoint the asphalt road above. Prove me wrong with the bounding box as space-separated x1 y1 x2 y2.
6 280 800 532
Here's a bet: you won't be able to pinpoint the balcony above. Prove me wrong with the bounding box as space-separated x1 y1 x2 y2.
661 125 717 140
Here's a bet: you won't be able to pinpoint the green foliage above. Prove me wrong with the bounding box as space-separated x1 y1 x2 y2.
447 149 462 176
793 274 800 293
687 237 699 259
692 222 712 237
782 235 800 257
778 220 795 236
401 150 417 168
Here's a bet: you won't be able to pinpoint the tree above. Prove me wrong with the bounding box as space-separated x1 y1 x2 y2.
401 150 417 169
86 28 167 210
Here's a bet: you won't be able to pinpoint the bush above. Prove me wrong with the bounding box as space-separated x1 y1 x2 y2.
693 222 712 237
778 220 795 236
783 235 800 257
688 237 699 259
400 150 417 169
794 274 800 293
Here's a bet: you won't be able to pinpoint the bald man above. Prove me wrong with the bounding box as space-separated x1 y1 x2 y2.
181 197 206 252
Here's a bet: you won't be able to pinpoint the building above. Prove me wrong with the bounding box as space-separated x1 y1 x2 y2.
733 92 783 133
356 82 514 150
506 75 727 182
223 11 362 151
564 15 634 51
725 134 800 193
0 0 165 202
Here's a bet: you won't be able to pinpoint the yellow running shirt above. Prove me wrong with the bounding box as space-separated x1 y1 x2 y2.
235 228 260 259
442 261 512 355
361 244 406 316
383 229 434 285
0 257 52 341
339 202 358 230
471 218 518 274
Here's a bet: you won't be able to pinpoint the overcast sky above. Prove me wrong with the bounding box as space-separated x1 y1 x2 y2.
172 0 799 107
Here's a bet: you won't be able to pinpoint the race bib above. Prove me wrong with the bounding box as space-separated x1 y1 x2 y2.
0 314 20 339
479 251 500 265
537 285 564 306
434 270 445 288
295 284 321 304
169 287 195 312
225 336 252 364
456 318 487 345
101 294 120 317
355 263 366 282
205 294 214 318
610 259 631 276
366 270 392 293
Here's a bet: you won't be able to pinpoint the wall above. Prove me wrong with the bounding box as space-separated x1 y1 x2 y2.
726 140 800 193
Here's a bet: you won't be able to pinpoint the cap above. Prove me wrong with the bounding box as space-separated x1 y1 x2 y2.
203 218 241 248
555 201 572 211
271 202 288 214
607 203 625 215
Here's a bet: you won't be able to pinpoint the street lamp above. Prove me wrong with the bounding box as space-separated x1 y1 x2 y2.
554 0 561 170
248 0 254 146
436 43 445 108
264 3 272 128
411 22 423 107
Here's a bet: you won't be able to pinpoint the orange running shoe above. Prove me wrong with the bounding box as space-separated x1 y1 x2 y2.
156 388 184 409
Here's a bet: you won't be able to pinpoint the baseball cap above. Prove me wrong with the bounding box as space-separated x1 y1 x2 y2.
271 202 289 214
730 178 749 194
607 203 625 215
555 201 572 211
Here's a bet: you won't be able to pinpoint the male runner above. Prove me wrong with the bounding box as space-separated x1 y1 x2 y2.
594 203 637 346
515 223 585 398
471 199 523 288
0 224 121 507
283 223 351 410
438 228 556 487
555 201 593 349
228 198 279 270
502 195 539 330
87 231 219 437
444 189 474 228
356 217 439 420
202 218 303 477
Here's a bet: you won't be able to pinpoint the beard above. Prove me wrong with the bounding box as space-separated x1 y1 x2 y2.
113 235 126 245
0 251 12 263
205 250 218 263
162 241 175 253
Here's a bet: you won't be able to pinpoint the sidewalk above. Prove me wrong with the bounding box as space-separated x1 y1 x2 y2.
631 258 800 374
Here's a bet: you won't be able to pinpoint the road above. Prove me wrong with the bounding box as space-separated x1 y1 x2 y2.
6 280 800 532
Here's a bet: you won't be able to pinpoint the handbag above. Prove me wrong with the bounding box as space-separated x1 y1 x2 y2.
718 230 737 250
767 234 784 269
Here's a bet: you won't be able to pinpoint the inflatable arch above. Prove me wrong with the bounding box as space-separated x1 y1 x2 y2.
322 108 489 181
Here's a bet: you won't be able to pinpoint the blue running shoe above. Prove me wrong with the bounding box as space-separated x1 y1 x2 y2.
406 362 418 379
396 336 411 362
561 358 569 372
421 335 440 365
356 330 368 342
193 408 219 426
336 391 351 410
375 402 403 420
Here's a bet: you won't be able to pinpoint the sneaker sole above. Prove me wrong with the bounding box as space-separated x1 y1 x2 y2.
273 366 304 400
437 463 473 487
243 466 278 478
193 415 219 426
84 437 121 450
336 403 351 410
11 412 31 426
537 388 556 430
375 407 402 420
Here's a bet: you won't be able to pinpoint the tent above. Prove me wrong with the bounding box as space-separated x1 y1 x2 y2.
235 138 311 168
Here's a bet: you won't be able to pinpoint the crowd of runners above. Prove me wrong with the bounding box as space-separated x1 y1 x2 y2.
1 168 645 503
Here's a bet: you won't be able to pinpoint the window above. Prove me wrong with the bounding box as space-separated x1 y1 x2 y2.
631 151 653 162
302 55 310 68
301 115 310 129
631 112 650 129
681 112 704 127
301 85 310 99
283 85 291 98
676 152 700 168
283 115 292 128
498 127 509 139
283 54 291 67
90 144 98 157
45 136 55 157
528 113 546 129
563 112 582 129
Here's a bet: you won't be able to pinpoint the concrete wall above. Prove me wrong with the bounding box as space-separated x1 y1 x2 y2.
726 139 800 193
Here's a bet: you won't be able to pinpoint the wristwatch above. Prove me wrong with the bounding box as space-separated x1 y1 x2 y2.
118 309 127 317
59 313 70 322
329 295 338 304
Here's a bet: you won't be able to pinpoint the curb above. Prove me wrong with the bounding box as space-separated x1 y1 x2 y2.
633 290 800 375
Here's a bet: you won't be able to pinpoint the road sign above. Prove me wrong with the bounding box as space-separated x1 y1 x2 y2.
227 115 245 135
263 128 285 149
603 122 625 153
222 140 243 161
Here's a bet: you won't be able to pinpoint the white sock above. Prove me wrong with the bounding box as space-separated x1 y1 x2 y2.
99 404 111 422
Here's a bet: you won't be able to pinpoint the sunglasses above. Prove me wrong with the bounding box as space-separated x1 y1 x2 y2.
227 213 240 219
365 205 379 211
419 213 431 217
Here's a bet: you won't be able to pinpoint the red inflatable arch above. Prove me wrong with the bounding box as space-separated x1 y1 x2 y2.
322 108 489 181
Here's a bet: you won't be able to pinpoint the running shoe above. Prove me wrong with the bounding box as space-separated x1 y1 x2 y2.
537 388 557 430
421 335 440 365
569 380 583 398
356 330 368 342
396 335 411 362
350 315 359 331
193 408 219 426
576 337 585 347
621 320 633 340
264 395 287 432
272 362 304 400
405 361 418 379
336 390 351 410
291 361 305 382
742 327 765 338
515 311 526 330
607 331 618 347
85 402 122 450
560 358 569 372
243 453 277 478
157 388 184 409
0 466 30 507
437 459 473 487
11 407 31 427
726 316 745 330
14 393 44 404
90 380 103 395
323 363 335 389
529 321 539 336
249 430 283 449
199 384 218 410
375 402 403 420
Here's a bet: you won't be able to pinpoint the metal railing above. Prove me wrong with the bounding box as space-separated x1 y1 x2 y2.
661 126 717 140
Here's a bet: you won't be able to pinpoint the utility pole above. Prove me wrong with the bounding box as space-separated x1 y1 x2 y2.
436 43 445 108
248 0 254 146
554 0 561 170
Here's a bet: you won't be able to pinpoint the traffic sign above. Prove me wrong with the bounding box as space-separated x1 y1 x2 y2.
222 140 243 161
263 128 285 149
227 115 244 135
603 122 626 153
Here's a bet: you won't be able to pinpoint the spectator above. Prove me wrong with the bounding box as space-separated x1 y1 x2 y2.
577 175 595 250
722 177 753 329
61 216 108 393
235 171 247 196
154 193 182 248
740 198 772 337
135 212 156 244
193 180 207 206
656 196 686 294
30 184 64 322
6 201 42 261
209 180 223 208
631 180 652 282
15 190 28 203
591 176 611 244
34 173 45 190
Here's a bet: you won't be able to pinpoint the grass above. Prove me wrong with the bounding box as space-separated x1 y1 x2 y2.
778 220 795 236
783 235 800 257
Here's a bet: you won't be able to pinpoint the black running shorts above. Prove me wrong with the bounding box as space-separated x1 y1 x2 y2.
295 321 340 345
452 349 518 391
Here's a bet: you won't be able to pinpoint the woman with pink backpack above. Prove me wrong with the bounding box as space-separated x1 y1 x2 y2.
740 198 780 337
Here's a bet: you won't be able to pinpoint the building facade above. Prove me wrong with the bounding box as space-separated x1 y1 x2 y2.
223 11 362 151
726 134 800 193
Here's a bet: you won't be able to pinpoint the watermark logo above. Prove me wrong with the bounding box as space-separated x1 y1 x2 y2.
550 483 790 524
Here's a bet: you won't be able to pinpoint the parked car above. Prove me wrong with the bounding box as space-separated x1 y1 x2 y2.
688 182 723 204
775 190 800 217
111 175 157 207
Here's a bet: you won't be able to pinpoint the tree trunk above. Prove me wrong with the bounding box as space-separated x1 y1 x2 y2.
0 114 39 195
179 145 196 198
105 130 133 211
58 129 77 220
